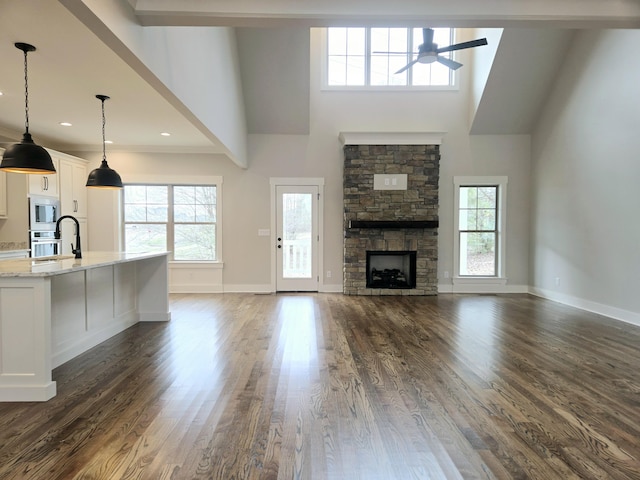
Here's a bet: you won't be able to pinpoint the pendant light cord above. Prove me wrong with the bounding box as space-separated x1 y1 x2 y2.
23 48 30 134
101 98 107 163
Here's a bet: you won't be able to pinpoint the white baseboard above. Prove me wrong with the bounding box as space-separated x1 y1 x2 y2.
438 283 529 294
223 284 272 294
170 283 223 294
529 287 640 328
194 284 344 294
320 284 344 293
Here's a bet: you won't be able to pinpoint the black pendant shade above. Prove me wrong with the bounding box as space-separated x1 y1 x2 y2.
0 42 56 174
86 94 123 189
86 160 123 189
1 132 56 173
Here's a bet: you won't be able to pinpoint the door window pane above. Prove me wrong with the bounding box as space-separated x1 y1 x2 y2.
282 193 312 278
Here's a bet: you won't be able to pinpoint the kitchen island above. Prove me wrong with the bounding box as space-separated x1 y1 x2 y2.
0 251 170 401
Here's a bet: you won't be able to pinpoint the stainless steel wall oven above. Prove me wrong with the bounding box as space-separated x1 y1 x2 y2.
29 195 62 258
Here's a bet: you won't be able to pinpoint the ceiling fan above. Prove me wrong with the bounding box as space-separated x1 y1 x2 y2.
391 28 488 74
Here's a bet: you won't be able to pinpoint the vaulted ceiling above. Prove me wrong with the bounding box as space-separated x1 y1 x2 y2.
0 0 638 162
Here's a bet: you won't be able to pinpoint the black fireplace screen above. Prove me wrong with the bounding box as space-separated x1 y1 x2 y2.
366 251 417 289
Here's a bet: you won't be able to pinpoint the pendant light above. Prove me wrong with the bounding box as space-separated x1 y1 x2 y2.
86 94 123 189
0 42 56 174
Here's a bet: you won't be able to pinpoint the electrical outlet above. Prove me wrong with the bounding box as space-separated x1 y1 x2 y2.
555 277 560 286
444 271 449 279
326 271 332 278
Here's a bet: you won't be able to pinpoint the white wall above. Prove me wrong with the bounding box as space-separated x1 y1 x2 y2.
469 28 503 127
83 28 532 293
530 29 640 324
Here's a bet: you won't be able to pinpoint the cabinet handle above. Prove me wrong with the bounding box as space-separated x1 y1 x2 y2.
74 200 78 212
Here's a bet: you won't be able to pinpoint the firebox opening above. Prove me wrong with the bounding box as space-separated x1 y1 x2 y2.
366 251 417 289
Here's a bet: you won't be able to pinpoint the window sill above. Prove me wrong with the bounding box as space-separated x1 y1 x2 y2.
321 84 459 92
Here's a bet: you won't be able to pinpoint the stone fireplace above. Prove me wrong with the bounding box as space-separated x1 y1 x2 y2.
341 133 440 295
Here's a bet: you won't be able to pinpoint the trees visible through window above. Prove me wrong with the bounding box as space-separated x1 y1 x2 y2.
124 184 217 261
458 186 498 276
326 27 454 87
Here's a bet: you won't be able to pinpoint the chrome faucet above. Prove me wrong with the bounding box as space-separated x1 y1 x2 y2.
55 215 82 259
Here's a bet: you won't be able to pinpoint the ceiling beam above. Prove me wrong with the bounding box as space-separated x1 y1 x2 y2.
133 0 640 28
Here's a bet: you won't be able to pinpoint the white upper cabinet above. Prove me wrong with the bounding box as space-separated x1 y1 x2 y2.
28 157 59 197
59 158 88 218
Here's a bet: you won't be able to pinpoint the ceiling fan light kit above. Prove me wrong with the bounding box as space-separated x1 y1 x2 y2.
395 28 488 74
0 42 57 174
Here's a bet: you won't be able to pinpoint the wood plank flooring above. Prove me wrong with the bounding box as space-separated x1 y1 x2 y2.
0 293 639 479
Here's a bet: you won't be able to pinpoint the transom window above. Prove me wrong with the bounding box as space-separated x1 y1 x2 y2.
326 27 455 87
123 184 218 261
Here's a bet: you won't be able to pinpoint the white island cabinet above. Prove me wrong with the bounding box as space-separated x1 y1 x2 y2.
0 251 170 402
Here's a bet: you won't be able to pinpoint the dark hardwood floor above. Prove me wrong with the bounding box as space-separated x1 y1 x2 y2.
0 293 639 479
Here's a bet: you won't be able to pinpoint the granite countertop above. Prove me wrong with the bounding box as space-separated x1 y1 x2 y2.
0 251 169 277
0 242 29 253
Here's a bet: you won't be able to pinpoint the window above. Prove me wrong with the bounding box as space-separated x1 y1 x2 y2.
124 184 218 261
453 177 507 280
326 27 455 88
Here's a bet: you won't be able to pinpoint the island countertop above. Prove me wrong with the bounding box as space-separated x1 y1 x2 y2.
0 250 170 402
0 251 170 277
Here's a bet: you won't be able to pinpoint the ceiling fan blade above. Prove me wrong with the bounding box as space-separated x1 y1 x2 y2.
437 56 463 70
395 59 419 74
436 38 488 54
423 28 434 46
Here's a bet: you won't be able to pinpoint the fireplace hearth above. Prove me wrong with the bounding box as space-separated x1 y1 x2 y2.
367 251 417 289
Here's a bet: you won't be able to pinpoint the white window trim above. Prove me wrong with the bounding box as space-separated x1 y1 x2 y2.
123 174 223 265
319 28 459 92
453 176 507 285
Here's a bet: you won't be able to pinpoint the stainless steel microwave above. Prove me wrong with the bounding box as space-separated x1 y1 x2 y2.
29 195 60 232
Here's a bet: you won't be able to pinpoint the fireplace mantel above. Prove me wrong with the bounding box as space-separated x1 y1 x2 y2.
349 220 439 229
339 132 445 146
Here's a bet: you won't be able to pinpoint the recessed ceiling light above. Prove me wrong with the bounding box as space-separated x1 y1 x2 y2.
160 132 171 137
0 91 4 96
59 122 72 127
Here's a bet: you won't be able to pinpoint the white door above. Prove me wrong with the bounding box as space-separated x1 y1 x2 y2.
276 185 318 291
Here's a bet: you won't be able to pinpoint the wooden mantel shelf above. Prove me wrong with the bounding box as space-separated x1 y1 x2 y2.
339 132 445 146
348 220 439 229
